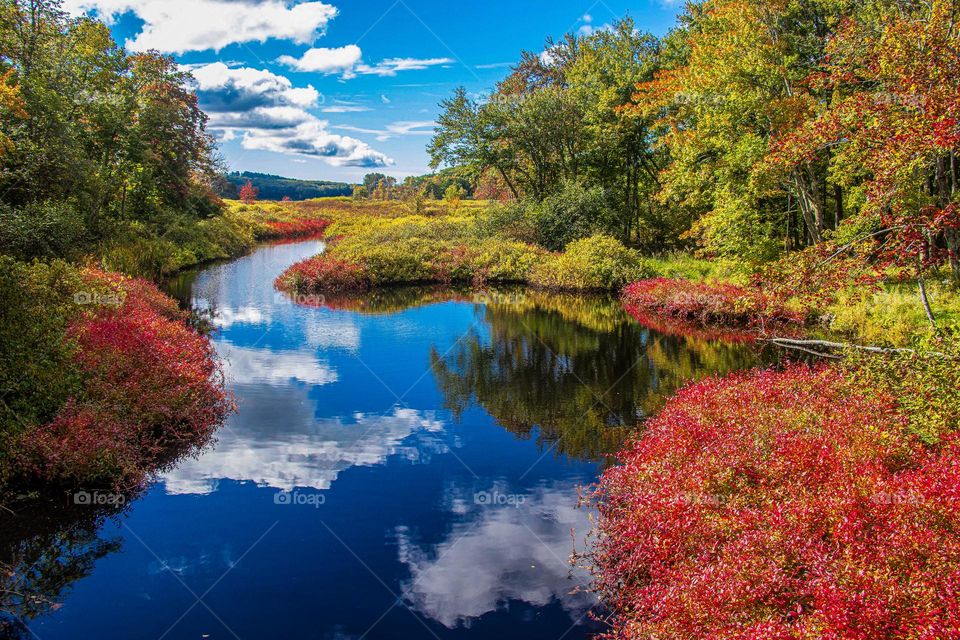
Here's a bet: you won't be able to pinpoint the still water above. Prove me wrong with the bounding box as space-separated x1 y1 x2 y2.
3 240 766 639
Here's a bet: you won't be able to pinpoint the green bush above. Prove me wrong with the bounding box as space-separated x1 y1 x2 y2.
474 202 539 244
0 258 87 480
0 201 88 261
335 238 444 284
530 234 647 291
846 331 960 444
529 181 613 251
469 240 547 282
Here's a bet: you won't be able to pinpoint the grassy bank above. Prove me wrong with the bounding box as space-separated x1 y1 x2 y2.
0 259 233 492
270 199 721 297
95 200 335 281
589 351 960 638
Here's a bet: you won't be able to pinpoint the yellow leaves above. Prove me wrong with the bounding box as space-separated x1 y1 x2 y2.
0 69 26 157
0 70 25 118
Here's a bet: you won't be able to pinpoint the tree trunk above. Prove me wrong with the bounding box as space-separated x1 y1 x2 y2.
918 275 938 333
791 169 824 244
834 184 843 229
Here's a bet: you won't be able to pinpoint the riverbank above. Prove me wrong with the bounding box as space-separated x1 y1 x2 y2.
589 355 960 638
589 263 960 636
97 200 335 280
0 203 334 497
0 260 234 494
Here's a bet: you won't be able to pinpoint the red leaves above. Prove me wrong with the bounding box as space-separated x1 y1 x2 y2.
590 365 960 639
16 269 233 487
621 278 804 332
262 217 331 240
239 179 258 204
274 255 370 297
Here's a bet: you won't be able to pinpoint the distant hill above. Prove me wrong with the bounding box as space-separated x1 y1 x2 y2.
219 172 354 201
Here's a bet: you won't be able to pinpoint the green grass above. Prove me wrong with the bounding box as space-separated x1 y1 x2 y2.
828 281 960 346
274 198 658 293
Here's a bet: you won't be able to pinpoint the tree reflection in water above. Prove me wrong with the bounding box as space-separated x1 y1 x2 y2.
430 288 768 461
0 498 125 637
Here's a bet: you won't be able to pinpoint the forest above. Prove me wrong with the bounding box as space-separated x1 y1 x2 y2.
431 1 960 286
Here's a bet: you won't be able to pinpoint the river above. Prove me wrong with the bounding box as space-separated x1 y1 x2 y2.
3 239 768 639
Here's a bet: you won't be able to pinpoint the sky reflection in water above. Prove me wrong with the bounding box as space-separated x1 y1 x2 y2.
13 240 763 639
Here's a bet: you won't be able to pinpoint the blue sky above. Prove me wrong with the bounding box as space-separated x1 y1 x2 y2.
65 0 682 183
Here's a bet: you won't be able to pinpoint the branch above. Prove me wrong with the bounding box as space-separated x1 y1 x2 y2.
764 337 945 357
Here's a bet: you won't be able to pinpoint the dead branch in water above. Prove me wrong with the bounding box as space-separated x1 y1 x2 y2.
764 337 946 358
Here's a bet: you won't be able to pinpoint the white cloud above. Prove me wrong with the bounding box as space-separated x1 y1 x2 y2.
63 0 339 54
320 105 372 113
242 121 394 167
279 46 454 79
277 45 363 75
356 57 454 77
188 62 392 167
335 121 435 142
191 62 320 112
213 106 316 129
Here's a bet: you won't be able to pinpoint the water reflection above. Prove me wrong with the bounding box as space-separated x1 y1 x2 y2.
399 482 596 628
0 500 125 637
8 240 770 639
430 290 765 460
164 407 447 494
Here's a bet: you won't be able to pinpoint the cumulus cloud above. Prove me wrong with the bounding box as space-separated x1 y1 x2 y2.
277 44 363 74
242 121 393 167
191 62 320 111
63 0 339 54
188 62 392 167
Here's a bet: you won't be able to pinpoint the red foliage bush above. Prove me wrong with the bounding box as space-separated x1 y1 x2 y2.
622 278 804 331
16 269 233 487
262 217 331 240
590 365 960 639
623 305 758 343
274 255 370 297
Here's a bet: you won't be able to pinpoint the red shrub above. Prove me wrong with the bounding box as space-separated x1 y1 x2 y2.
623 305 757 343
16 269 233 487
590 365 960 639
622 278 804 331
262 217 332 240
274 255 370 297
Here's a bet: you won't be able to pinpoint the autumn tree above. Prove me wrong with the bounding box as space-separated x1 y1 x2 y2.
629 1 856 260
764 0 960 331
239 179 258 204
430 19 665 246
0 0 222 259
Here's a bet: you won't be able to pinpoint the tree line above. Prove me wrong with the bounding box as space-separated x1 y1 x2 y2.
429 0 960 277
